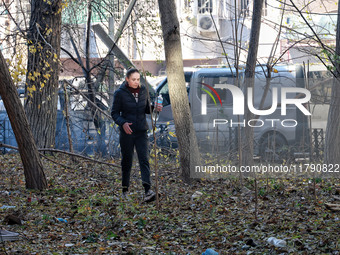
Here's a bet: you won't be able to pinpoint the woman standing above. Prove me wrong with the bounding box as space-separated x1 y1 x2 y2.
111 68 162 202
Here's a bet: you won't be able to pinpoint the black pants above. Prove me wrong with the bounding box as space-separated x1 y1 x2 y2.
120 130 151 191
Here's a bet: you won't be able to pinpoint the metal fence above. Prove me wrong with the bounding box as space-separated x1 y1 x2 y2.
0 110 120 157
0 115 16 154
0 119 5 154
311 128 324 161
0 112 328 161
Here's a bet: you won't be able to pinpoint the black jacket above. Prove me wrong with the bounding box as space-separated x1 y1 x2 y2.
111 82 151 132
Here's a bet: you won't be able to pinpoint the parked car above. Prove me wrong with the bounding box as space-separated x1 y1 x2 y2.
151 64 331 160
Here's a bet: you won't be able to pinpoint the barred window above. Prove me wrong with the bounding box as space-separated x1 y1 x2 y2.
198 0 213 14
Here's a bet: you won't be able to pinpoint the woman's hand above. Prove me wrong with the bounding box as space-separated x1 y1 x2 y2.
123 122 133 134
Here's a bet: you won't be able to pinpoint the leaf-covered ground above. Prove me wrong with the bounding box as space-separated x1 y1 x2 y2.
0 153 339 254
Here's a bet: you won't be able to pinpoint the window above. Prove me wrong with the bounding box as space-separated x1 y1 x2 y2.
198 0 213 14
159 82 170 106
158 73 193 107
197 75 236 106
239 0 249 16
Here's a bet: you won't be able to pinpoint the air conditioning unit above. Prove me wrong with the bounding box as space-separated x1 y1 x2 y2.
197 14 219 33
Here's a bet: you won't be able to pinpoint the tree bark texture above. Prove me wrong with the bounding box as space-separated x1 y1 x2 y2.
325 1 340 165
242 0 264 167
0 51 47 190
158 0 200 183
25 0 62 149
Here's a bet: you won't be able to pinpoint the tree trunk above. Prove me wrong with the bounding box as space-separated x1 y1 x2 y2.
242 0 264 167
25 0 62 149
85 0 98 129
325 1 340 165
0 51 47 190
158 0 200 183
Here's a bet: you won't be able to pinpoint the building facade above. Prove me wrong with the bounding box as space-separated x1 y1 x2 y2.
0 0 338 77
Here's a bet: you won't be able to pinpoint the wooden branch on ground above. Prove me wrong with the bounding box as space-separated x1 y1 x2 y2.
325 203 340 211
0 143 120 168
39 153 76 170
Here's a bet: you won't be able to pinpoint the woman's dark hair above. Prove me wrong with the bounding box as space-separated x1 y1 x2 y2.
126 68 140 78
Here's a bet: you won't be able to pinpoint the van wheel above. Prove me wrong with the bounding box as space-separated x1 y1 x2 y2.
260 134 288 162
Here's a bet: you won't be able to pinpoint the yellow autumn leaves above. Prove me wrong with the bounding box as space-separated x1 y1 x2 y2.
6 53 26 85
26 71 52 97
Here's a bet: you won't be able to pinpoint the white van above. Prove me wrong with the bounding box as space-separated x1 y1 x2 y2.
153 64 331 160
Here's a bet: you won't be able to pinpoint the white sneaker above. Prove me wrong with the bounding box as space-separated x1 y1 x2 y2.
0 229 19 241
144 190 156 203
